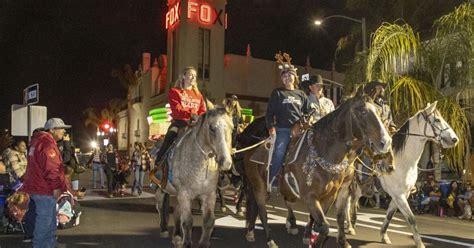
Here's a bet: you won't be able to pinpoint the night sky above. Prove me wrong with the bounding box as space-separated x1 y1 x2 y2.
0 0 462 149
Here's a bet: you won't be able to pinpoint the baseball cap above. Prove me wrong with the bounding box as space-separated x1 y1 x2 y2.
301 74 324 85
44 118 72 130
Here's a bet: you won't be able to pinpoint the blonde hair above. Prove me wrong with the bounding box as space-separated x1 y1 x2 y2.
174 66 200 94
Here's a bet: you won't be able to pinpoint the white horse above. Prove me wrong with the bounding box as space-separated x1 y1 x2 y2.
153 108 234 248
346 101 459 248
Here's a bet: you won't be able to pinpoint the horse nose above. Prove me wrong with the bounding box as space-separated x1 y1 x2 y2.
452 137 458 144
219 158 233 171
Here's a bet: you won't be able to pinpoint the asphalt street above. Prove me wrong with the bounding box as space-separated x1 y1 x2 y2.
1 170 474 248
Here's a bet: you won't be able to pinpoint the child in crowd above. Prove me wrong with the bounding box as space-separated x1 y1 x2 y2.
458 183 472 220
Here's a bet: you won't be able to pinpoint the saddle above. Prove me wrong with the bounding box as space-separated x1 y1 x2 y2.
249 119 311 197
249 121 310 167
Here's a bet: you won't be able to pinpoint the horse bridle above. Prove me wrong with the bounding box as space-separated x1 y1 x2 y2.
194 125 217 159
397 110 449 142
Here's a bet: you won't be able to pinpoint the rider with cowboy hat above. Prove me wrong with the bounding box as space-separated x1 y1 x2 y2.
364 80 397 133
301 74 335 123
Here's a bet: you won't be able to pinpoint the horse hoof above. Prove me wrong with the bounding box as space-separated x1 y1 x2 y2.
160 231 169 238
287 227 299 235
344 243 352 248
246 231 255 242
381 234 391 244
221 207 227 213
347 228 356 236
237 211 245 217
416 243 426 248
302 238 310 245
172 236 183 247
267 240 279 248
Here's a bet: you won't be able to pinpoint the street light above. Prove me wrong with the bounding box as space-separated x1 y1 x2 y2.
314 15 367 52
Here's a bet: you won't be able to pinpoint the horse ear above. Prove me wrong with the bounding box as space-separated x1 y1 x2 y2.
425 101 438 114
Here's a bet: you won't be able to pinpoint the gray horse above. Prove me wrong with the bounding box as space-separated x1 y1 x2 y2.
160 107 234 248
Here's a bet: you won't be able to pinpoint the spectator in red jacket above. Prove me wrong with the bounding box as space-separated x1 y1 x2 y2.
23 118 70 247
154 66 206 164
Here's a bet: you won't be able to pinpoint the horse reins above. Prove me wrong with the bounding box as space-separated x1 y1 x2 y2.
232 138 268 154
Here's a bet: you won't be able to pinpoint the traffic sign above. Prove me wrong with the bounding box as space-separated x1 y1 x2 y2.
24 83 39 105
11 104 47 136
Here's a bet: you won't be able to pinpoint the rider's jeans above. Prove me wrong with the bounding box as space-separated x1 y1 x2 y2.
270 127 291 186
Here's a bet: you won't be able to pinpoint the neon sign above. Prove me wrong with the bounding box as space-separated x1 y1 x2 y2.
166 2 180 29
166 1 226 29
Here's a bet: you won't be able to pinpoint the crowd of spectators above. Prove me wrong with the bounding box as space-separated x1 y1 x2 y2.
413 175 472 220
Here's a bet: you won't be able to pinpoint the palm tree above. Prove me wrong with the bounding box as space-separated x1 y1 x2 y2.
83 107 101 131
111 64 139 153
349 2 473 176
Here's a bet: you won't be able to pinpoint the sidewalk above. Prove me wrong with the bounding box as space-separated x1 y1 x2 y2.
75 168 156 201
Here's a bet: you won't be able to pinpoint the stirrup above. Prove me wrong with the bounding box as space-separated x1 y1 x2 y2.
285 172 300 198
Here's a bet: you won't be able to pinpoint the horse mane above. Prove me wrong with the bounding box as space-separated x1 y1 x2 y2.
392 121 410 153
312 97 353 131
195 107 228 129
392 108 430 153
312 95 370 141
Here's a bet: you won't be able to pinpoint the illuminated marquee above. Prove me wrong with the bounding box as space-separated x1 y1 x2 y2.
166 1 226 29
166 2 180 29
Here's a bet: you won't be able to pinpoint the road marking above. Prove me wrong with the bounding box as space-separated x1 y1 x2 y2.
221 196 474 247
268 205 474 247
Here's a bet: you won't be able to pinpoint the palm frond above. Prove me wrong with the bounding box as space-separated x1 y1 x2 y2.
390 76 440 125
82 107 100 128
424 2 474 89
366 22 419 83
437 97 471 173
111 64 139 89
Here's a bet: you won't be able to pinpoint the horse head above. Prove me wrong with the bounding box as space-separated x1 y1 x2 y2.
350 87 392 154
199 107 234 171
421 101 458 148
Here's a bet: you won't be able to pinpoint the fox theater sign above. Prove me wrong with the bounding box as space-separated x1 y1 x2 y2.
166 0 227 29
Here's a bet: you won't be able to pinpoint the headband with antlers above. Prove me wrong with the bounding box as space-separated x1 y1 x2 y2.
275 52 298 77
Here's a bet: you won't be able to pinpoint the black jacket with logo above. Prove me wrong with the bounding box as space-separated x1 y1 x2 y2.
266 87 311 129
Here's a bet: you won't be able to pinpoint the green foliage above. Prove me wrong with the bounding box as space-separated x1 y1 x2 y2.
390 77 440 125
437 98 471 173
359 3 474 172
366 22 419 83
427 2 474 89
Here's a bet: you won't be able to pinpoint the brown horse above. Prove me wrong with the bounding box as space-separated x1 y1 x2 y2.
242 89 392 248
